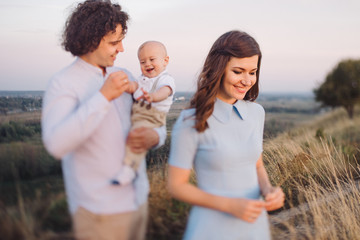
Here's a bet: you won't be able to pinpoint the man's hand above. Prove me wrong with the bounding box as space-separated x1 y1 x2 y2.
127 127 159 153
126 81 139 94
100 71 130 101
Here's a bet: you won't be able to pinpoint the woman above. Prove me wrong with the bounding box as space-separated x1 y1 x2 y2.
167 30 285 240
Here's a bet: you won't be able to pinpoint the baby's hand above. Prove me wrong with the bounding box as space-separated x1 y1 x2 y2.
136 88 153 103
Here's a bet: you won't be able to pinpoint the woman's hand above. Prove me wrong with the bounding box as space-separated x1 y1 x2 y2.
263 186 285 211
227 198 266 223
256 155 285 211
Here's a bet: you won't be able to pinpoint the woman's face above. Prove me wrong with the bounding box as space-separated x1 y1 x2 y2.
217 55 258 104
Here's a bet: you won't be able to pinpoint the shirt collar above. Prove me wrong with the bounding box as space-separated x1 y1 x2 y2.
76 57 105 77
212 98 247 123
140 69 168 81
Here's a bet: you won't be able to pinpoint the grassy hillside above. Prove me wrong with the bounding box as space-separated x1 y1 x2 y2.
264 106 360 239
1 104 359 239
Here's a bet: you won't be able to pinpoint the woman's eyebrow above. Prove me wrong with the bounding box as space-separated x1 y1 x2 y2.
233 67 258 71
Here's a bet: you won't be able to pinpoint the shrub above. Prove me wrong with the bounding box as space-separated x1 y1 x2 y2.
42 196 71 232
0 121 40 143
0 142 61 182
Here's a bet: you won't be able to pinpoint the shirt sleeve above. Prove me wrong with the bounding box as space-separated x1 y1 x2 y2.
153 125 166 149
157 74 176 96
41 76 110 159
168 109 198 169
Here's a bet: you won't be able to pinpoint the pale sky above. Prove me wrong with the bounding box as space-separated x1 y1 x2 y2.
0 0 359 93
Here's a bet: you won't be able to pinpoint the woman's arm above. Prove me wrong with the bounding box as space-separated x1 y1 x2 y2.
168 166 266 223
256 155 285 211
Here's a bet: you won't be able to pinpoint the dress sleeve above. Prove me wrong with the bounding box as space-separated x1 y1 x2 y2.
168 109 198 169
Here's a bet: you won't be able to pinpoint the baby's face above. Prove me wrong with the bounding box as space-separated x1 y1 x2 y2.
138 43 169 78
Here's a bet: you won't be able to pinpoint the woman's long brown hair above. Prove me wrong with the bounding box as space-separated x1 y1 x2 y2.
189 30 262 132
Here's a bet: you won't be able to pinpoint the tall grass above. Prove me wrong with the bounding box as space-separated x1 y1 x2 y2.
1 106 359 239
266 107 360 239
0 186 72 240
147 161 190 240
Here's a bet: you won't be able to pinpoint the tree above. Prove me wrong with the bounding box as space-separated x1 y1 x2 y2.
314 59 360 118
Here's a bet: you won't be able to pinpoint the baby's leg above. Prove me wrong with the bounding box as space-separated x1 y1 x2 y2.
111 119 156 186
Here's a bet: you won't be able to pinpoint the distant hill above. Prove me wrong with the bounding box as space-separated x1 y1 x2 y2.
0 90 318 115
175 91 315 100
259 91 314 100
0 91 44 98
0 90 313 99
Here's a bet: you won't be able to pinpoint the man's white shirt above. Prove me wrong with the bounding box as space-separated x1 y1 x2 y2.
42 57 166 214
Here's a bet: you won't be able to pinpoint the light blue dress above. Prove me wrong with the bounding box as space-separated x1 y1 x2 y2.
169 98 271 240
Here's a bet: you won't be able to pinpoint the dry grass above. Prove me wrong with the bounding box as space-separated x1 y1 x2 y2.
0 190 73 240
0 111 41 125
268 138 360 239
1 106 360 239
265 107 360 239
147 160 194 240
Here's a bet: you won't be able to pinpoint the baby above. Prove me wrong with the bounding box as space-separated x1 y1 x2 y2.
111 41 176 185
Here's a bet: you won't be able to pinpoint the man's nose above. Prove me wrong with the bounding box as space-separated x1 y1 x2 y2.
117 42 124 53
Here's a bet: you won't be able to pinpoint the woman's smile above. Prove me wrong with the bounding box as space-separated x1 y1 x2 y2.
217 55 259 104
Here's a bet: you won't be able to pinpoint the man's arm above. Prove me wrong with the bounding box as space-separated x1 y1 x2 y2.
42 71 130 159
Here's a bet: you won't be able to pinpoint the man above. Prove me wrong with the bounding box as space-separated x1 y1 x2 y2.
41 1 165 239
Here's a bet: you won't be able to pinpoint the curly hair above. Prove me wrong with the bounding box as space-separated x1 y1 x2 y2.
62 0 129 56
190 30 262 132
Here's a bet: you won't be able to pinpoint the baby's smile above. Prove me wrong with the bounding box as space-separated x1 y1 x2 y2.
146 67 154 73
